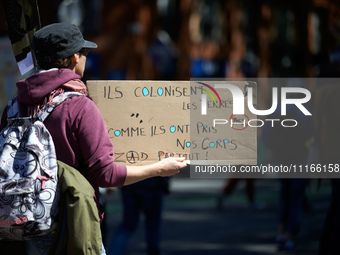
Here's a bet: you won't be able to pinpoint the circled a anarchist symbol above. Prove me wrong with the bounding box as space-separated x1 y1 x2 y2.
126 151 139 164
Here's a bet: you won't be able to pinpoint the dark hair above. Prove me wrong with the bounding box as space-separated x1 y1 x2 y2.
37 55 74 70
37 48 89 70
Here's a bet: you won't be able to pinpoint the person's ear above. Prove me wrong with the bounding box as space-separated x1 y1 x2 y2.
72 53 80 65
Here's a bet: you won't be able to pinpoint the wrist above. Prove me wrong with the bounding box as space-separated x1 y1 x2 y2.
151 161 163 176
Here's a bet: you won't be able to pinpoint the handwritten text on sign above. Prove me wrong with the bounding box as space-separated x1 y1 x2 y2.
87 80 257 165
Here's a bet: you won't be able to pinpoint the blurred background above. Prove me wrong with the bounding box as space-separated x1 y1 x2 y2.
1 0 340 254
1 0 340 123
1 0 340 101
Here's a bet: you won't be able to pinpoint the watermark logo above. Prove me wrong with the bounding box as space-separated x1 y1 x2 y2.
201 83 311 116
198 81 312 128
197 82 222 115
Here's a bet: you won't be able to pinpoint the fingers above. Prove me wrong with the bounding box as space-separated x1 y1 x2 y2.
171 157 187 166
158 157 187 177
175 157 186 162
178 161 187 169
168 157 187 169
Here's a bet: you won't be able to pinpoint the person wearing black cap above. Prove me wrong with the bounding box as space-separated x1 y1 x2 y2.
0 23 186 255
32 23 97 76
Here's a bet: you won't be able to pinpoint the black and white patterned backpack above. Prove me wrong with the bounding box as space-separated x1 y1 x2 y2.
0 91 83 240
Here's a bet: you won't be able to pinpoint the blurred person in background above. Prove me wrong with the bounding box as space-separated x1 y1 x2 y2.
109 177 169 255
317 46 340 255
262 79 313 251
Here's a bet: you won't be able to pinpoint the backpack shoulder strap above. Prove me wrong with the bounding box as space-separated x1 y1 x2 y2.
6 92 85 122
38 92 85 122
6 96 20 119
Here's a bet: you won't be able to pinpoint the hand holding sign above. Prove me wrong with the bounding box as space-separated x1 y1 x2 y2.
124 157 187 185
155 157 187 176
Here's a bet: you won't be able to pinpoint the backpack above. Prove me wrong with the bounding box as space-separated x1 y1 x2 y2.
0 91 84 240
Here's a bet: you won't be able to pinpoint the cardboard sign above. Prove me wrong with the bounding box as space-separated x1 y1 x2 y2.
87 80 257 166
189 80 257 166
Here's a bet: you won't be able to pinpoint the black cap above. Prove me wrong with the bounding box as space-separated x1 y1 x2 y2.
33 23 97 63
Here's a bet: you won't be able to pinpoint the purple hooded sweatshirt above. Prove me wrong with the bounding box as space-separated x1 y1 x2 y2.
0 69 127 220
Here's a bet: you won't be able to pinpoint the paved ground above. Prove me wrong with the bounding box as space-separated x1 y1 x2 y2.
102 176 331 255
